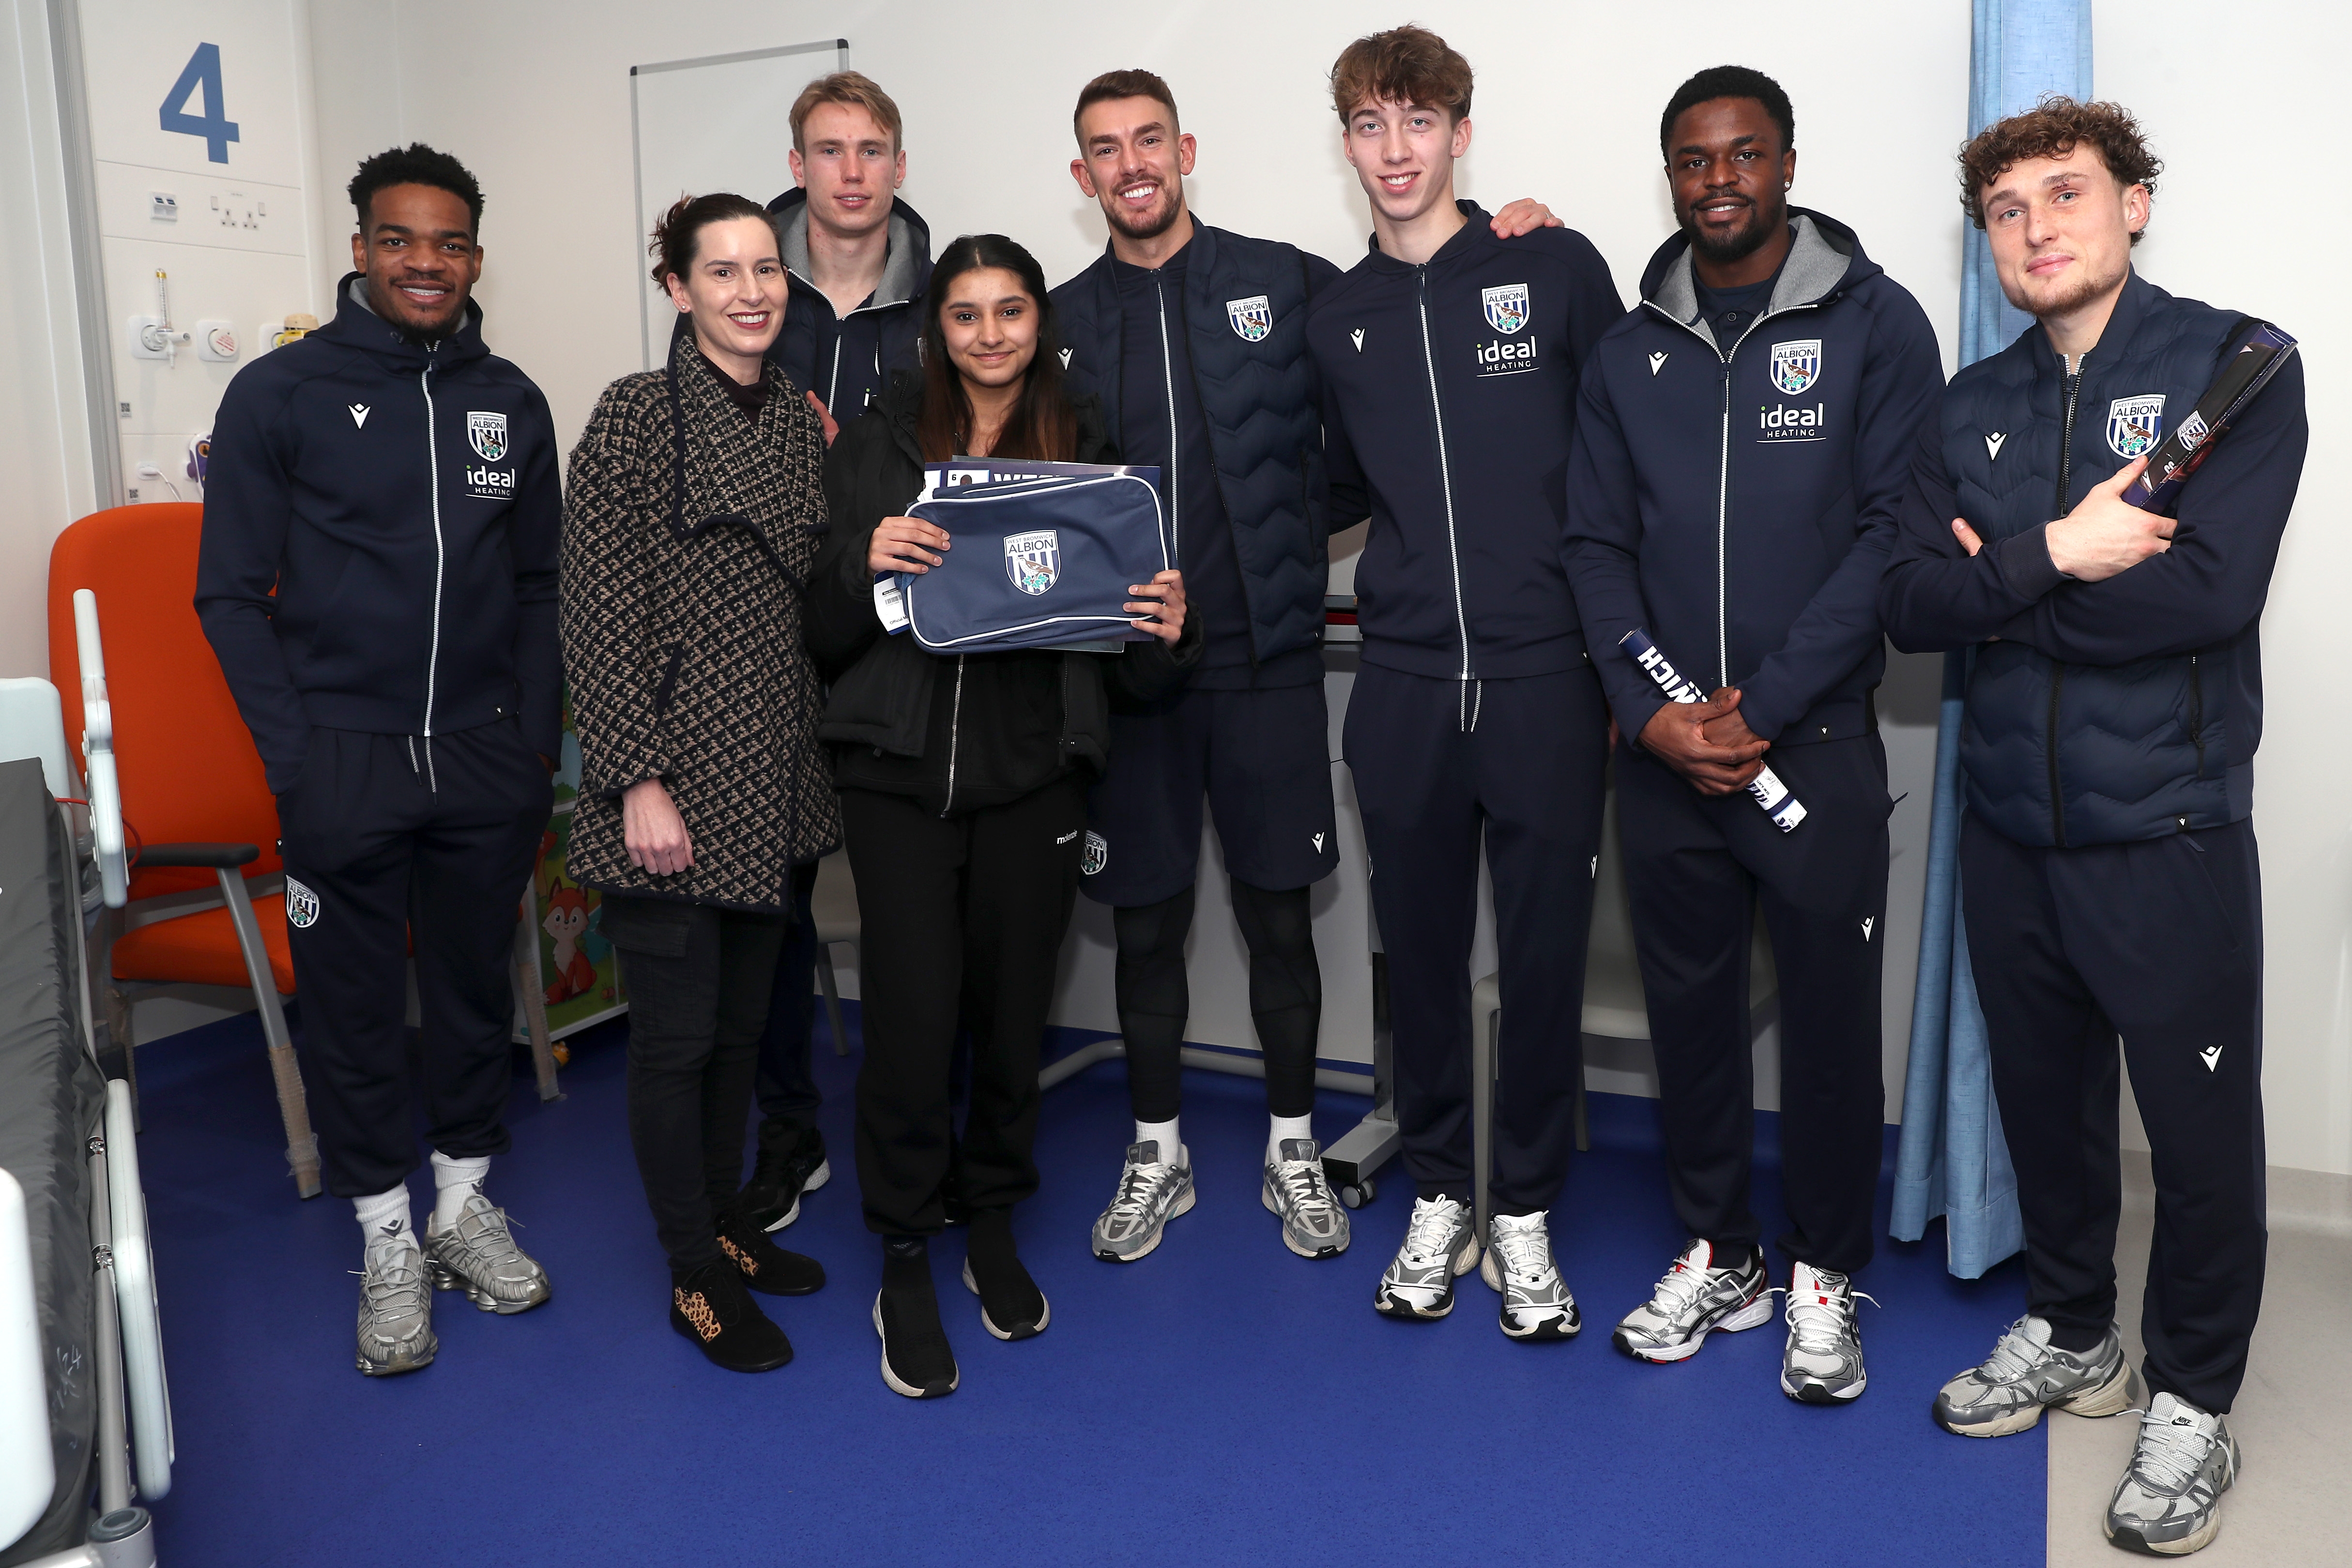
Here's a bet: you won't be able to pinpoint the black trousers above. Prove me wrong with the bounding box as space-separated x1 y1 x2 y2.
1343 665 1609 1215
1616 732 1889 1274
842 778 1085 1236
752 861 823 1158
606 896 791 1273
1961 814 2267 1414
276 722 551 1199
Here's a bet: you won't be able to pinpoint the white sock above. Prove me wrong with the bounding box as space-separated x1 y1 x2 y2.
428 1151 491 1233
1268 1113 1316 1166
353 1185 415 1253
1134 1118 1185 1170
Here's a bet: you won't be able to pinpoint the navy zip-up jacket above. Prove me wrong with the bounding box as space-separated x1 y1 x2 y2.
1564 210 1944 746
760 188 932 422
1308 202 1622 681
1054 220 1340 670
1879 271 2306 848
197 274 562 792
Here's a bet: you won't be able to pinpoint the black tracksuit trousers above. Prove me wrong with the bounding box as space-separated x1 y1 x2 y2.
1615 732 1890 1275
1343 665 1609 1215
842 777 1086 1236
1960 814 2267 1414
605 896 791 1274
752 860 823 1159
275 722 551 1199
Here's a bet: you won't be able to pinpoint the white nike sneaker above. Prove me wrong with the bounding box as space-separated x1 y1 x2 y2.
1479 1210 1579 1340
1373 1196 1480 1320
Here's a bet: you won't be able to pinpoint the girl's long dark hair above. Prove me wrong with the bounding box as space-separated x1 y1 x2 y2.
915 234 1078 463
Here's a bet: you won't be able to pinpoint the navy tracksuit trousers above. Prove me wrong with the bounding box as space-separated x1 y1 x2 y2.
1615 733 1889 1275
1960 815 2267 1414
276 721 551 1199
1343 664 1609 1215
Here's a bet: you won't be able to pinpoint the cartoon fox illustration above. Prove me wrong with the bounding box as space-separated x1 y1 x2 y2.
542 880 597 1006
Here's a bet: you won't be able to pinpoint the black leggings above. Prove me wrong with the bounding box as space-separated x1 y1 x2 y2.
1114 878 1321 1123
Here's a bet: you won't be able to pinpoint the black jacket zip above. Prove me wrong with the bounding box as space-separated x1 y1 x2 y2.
2047 363 2082 847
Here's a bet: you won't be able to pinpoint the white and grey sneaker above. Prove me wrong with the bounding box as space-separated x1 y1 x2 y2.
1778 1261 1875 1403
1262 1139 1349 1259
2105 1393 2239 1556
1612 1238 1772 1362
1478 1211 1579 1340
1933 1315 2140 1437
355 1222 437 1376
424 1192 552 1314
1373 1196 1481 1320
1090 1142 1195 1263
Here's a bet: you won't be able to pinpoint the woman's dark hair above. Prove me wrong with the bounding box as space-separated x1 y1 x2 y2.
649 192 776 288
915 234 1077 464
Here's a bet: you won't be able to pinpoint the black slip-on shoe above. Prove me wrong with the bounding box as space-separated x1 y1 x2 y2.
962 1208 1048 1340
875 1239 958 1399
670 1258 792 1373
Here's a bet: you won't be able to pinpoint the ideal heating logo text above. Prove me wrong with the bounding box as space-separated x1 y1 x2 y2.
1758 402 1828 443
464 464 516 498
1475 337 1540 378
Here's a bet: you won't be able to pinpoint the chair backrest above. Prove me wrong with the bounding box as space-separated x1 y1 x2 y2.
47 503 281 899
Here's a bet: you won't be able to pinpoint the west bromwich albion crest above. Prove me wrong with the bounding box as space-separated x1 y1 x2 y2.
1770 339 1822 396
467 410 508 462
2107 394 2165 458
1005 531 1061 596
1481 283 1530 335
1226 295 1273 342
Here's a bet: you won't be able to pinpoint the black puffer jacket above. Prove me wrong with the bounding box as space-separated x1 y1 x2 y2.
803 372 1201 814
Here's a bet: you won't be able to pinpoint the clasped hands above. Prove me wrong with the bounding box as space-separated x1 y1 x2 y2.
1639 688 1770 796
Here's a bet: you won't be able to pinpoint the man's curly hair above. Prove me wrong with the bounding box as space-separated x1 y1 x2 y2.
1960 96 2161 244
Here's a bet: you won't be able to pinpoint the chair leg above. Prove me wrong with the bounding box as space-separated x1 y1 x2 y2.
514 887 561 1101
216 870 322 1198
817 941 850 1057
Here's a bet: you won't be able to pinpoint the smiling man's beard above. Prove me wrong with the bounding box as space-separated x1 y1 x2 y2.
1104 175 1183 242
1680 192 1787 266
2005 250 2127 321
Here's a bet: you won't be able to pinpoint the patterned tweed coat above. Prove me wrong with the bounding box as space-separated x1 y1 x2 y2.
559 341 840 911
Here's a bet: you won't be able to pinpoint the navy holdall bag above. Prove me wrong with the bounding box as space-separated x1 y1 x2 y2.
900 470 1168 653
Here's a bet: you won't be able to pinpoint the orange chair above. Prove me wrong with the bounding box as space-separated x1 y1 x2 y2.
48 503 322 1198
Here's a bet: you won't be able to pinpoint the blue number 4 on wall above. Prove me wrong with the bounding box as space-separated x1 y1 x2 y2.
159 42 239 164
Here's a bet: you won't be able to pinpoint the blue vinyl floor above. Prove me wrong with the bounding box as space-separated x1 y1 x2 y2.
130 1003 2042 1567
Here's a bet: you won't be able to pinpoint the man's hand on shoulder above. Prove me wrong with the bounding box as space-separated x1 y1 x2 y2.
1489 198 1565 238
2043 456 2166 582
1639 688 1769 795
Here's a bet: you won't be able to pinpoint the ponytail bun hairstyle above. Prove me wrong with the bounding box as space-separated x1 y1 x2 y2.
649 192 778 288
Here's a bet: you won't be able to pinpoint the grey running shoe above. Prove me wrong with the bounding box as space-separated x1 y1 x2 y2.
424 1192 552 1314
1262 1139 1350 1259
2105 1393 2239 1555
1374 1196 1480 1320
355 1223 436 1376
1933 1315 2139 1437
1612 1238 1772 1362
1478 1210 1580 1340
1090 1142 1195 1263
1779 1261 1875 1403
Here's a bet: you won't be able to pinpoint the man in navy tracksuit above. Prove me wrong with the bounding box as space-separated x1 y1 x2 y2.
199 146 559 1376
735 72 935 1235
1308 28 1621 1338
1882 102 2304 1554
1563 68 1943 1404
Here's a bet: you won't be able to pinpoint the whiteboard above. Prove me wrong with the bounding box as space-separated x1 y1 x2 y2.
630 40 845 370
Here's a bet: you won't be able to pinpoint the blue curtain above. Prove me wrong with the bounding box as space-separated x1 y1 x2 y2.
1889 0 2090 1278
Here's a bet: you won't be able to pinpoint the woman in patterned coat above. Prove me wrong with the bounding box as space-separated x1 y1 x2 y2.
561 194 838 1373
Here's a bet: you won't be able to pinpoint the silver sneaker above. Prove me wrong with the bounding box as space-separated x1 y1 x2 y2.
424 1192 552 1314
355 1223 437 1376
1779 1261 1875 1403
1091 1142 1195 1263
2105 1393 2239 1555
1478 1210 1579 1340
1933 1315 2139 1437
1262 1138 1349 1259
1612 1238 1772 1362
1374 1196 1480 1320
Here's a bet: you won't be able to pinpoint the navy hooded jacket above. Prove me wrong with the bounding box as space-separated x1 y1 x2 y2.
1563 210 1944 746
1053 220 1340 669
197 274 562 792
1879 271 2307 848
761 188 932 422
1307 202 1622 681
